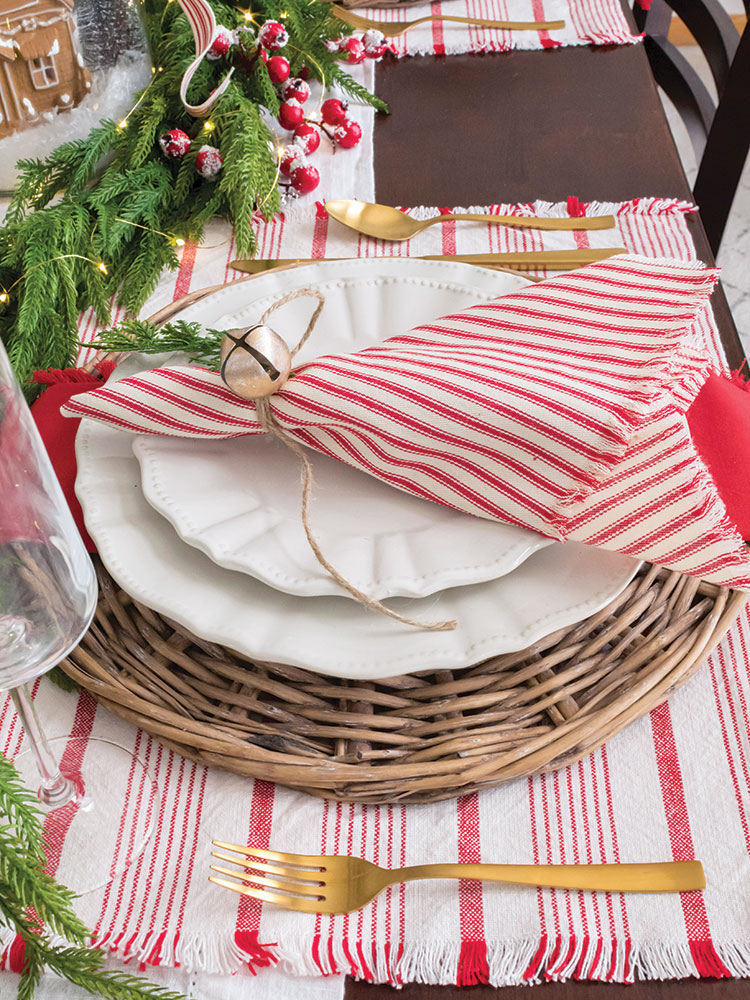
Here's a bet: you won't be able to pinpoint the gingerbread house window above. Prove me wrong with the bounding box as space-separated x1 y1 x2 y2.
29 55 58 89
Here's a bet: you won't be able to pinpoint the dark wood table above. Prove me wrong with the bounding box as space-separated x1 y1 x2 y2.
352 36 747 1000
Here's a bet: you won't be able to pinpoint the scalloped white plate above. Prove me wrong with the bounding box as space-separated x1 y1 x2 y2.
75 259 640 679
133 263 553 599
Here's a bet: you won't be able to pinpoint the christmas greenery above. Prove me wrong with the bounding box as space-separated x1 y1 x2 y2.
0 0 385 398
0 753 189 1000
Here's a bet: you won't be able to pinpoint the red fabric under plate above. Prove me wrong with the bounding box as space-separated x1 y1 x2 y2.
687 372 750 539
28 371 114 553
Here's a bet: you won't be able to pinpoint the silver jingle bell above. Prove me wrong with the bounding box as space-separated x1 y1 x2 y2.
219 324 293 400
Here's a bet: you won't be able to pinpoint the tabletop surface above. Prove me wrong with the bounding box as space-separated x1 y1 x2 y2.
354 37 747 999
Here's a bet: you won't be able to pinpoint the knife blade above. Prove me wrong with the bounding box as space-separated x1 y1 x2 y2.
230 248 627 274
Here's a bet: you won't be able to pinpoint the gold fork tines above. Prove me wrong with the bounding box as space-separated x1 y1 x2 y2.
209 841 706 916
331 3 565 35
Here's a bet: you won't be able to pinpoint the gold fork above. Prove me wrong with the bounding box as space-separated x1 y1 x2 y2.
331 3 565 35
209 843 705 915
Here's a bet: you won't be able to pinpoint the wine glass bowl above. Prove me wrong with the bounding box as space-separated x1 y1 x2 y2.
0 343 157 891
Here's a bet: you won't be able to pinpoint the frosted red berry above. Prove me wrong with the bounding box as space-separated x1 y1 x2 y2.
195 145 223 180
278 99 304 130
293 122 320 154
339 36 365 63
159 128 191 159
280 145 305 177
321 98 348 125
333 118 362 148
282 77 311 103
267 55 290 83
258 19 288 50
291 164 320 194
206 26 232 60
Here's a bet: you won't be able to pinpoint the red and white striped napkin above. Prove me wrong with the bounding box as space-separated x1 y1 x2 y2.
3 200 750 993
63 250 750 589
354 0 639 55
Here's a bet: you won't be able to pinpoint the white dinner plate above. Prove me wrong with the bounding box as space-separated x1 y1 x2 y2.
133 261 552 599
75 259 640 680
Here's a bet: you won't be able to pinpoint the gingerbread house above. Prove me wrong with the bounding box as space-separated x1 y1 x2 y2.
0 0 92 137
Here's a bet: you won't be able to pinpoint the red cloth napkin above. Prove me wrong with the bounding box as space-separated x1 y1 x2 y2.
687 372 750 538
27 365 114 553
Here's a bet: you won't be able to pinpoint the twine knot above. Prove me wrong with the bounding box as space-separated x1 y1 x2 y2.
219 287 457 633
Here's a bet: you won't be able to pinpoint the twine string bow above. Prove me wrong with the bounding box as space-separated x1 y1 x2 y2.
224 287 457 633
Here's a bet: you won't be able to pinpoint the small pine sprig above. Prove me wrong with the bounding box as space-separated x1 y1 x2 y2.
86 318 225 369
0 754 191 1000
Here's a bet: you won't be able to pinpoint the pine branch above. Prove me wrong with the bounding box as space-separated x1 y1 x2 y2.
86 318 224 368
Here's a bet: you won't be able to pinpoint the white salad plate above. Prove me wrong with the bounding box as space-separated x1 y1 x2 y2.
75 259 640 680
133 259 553 599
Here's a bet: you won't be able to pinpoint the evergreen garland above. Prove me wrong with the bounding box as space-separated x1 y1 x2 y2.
0 754 190 1000
0 0 385 398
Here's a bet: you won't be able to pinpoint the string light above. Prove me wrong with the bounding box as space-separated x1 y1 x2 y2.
118 119 128 129
114 217 186 248
0 255 109 305
203 120 215 131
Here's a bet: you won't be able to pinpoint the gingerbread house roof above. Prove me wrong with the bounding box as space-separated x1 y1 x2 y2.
0 0 74 19
15 23 60 59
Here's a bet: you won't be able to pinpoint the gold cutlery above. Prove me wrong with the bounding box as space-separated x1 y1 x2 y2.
330 4 565 34
230 248 626 274
209 843 705 915
325 199 617 241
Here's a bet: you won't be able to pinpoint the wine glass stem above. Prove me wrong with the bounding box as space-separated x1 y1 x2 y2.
11 684 76 807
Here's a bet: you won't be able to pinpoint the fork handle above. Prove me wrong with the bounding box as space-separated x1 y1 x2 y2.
436 213 616 231
390 861 704 893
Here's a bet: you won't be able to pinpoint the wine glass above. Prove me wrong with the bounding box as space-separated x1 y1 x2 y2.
0 339 157 894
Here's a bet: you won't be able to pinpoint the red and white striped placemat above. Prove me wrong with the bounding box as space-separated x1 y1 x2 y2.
5 199 750 990
352 0 640 56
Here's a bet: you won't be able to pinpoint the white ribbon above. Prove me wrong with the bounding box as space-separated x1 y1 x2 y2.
176 0 234 116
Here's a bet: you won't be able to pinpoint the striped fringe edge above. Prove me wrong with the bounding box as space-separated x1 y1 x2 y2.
4 928 750 985
388 30 642 56
290 197 698 226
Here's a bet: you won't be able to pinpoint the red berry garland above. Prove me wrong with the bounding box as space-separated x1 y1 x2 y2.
159 128 191 159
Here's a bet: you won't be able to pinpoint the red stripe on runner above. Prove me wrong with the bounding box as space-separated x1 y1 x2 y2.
312 202 329 257
41 690 97 877
456 792 489 985
234 779 277 972
429 0 446 55
172 241 198 301
650 701 731 977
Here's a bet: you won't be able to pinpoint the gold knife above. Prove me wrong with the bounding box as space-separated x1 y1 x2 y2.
230 248 627 274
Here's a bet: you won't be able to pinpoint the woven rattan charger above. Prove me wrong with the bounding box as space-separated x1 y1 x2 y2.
61 275 749 805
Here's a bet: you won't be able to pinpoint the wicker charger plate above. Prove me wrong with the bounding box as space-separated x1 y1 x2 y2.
61 561 746 804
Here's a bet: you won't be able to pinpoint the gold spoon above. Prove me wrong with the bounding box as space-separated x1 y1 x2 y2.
325 200 617 241
331 4 565 35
